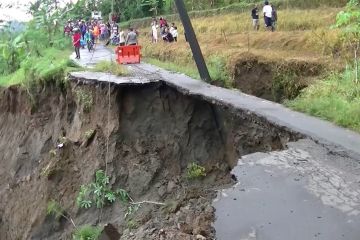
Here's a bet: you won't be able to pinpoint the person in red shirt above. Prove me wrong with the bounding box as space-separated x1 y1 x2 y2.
72 28 81 59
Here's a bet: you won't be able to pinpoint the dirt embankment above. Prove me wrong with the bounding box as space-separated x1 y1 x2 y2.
229 53 327 102
0 80 299 239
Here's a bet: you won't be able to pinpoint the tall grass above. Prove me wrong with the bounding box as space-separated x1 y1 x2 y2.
92 60 129 76
287 66 360 132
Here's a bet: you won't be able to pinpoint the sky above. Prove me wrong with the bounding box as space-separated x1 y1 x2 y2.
0 0 76 22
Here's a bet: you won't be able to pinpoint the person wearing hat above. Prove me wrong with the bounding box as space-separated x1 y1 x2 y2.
72 28 81 59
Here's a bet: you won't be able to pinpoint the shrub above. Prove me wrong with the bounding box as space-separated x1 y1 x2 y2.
47 200 64 220
73 225 102 240
76 170 130 209
186 162 206 179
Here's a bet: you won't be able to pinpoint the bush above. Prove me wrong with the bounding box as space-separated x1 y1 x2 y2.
186 162 206 179
73 225 102 240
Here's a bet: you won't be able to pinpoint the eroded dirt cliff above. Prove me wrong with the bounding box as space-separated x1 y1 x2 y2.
0 80 299 239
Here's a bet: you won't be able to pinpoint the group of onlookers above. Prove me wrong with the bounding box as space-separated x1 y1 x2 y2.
66 18 139 59
251 1 277 31
151 17 178 43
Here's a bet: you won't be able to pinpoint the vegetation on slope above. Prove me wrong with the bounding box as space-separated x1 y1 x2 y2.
0 1 82 87
287 0 360 132
287 68 360 132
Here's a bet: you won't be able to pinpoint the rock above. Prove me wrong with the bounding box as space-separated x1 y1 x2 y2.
25 175 31 182
167 180 177 193
158 185 166 197
196 234 207 240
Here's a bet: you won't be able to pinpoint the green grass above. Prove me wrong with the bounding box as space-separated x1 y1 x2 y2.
73 225 102 240
92 60 129 76
145 57 230 86
286 66 360 132
145 58 200 80
0 48 80 87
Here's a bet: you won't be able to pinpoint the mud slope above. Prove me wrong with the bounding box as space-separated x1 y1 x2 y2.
0 81 298 240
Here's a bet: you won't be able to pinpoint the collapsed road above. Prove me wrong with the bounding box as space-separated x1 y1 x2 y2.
0 46 359 240
71 46 360 240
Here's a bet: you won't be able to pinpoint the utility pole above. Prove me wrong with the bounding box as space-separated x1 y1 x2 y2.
174 0 211 82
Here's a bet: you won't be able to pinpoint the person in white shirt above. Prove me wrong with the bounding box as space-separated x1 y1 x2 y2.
263 1 273 31
151 21 158 43
170 23 178 42
171 27 178 42
119 29 125 46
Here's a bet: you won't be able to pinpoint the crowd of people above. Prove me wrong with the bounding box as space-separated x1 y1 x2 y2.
67 1 278 59
251 1 277 32
65 19 138 59
150 17 179 43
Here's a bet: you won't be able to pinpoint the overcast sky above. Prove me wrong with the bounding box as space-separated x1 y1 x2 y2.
0 0 76 22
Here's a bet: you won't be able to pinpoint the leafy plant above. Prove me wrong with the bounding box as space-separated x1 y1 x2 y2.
186 162 206 179
73 225 102 240
0 34 27 73
76 170 130 209
125 204 141 219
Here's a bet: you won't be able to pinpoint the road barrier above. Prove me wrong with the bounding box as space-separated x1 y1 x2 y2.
115 45 141 64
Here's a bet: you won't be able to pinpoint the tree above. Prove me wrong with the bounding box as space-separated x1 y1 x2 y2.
335 0 360 83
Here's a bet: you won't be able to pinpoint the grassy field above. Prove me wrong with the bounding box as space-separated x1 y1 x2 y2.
139 7 343 83
137 6 360 132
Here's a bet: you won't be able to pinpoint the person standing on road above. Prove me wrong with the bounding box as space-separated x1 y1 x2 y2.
126 28 138 46
119 28 126 46
72 29 81 59
263 1 273 31
251 4 260 31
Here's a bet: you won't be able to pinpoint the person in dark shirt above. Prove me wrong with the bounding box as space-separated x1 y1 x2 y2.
162 27 174 43
271 4 278 32
251 4 260 31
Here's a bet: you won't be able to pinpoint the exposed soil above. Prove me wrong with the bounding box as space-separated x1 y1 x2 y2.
0 79 299 239
229 52 326 102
